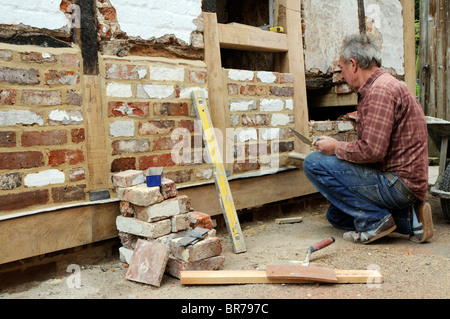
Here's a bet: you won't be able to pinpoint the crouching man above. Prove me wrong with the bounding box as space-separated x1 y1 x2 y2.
303 34 434 244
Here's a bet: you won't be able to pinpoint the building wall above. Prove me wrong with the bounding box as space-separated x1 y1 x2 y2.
0 44 87 214
1 0 410 217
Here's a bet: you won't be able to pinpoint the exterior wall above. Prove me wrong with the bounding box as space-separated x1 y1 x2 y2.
0 44 87 214
303 0 405 77
224 69 295 174
101 55 212 187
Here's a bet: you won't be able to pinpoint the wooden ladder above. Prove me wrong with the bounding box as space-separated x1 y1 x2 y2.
202 0 310 157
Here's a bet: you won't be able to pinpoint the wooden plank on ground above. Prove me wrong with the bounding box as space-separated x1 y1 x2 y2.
266 265 338 283
180 269 382 285
275 216 303 224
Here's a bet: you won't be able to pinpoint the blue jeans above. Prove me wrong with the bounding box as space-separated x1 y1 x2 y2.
303 152 415 234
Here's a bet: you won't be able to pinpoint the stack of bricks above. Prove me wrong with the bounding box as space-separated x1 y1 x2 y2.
112 169 224 286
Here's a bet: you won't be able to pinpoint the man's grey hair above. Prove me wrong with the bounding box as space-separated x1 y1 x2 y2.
340 34 382 69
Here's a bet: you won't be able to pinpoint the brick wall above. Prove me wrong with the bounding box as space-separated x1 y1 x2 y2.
225 69 296 174
101 55 212 187
310 120 357 144
0 44 87 213
0 44 357 215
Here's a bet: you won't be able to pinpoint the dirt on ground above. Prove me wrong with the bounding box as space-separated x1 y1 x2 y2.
0 193 449 302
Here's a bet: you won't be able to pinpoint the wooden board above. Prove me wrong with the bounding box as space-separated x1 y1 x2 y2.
180 269 382 285
275 216 303 224
83 75 109 192
218 23 288 52
266 265 338 283
276 0 310 154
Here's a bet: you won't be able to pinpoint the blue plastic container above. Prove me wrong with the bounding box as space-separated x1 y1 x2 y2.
146 175 161 187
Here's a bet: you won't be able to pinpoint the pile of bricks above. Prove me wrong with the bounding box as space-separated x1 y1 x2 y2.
112 169 225 287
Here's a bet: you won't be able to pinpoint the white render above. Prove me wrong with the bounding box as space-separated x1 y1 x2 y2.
0 0 68 30
257 71 277 83
303 0 404 75
260 99 284 112
24 169 65 187
228 69 254 82
150 66 185 82
106 83 132 98
0 110 43 126
271 113 291 126
136 84 175 99
110 121 135 137
109 0 202 44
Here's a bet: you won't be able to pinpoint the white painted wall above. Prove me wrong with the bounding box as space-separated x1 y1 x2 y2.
0 0 68 30
109 0 202 45
303 0 404 75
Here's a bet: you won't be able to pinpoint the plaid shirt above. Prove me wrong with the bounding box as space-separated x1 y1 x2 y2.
335 68 429 201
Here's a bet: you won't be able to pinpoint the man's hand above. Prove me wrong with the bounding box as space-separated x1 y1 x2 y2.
314 136 338 155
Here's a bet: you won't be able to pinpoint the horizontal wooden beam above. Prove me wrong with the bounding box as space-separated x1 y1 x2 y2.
180 269 383 285
308 88 357 108
179 169 317 216
0 202 120 265
217 23 288 52
0 169 316 265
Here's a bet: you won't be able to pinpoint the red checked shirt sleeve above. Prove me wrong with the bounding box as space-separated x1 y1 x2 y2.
335 79 394 163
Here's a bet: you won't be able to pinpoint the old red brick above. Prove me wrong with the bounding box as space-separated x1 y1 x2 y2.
0 89 16 105
0 151 44 170
153 136 188 151
138 120 175 135
105 64 146 80
69 168 85 181
0 190 49 212
189 211 214 230
227 83 239 95
240 84 266 96
52 184 86 203
125 239 169 287
178 120 195 132
166 255 225 279
138 153 175 170
111 157 136 172
100 6 117 21
189 70 207 84
71 128 85 143
45 70 80 86
112 139 150 155
61 53 80 67
21 130 67 147
108 101 149 117
269 86 294 97
280 73 294 83
162 169 192 184
67 89 82 106
0 67 40 85
241 114 268 126
119 201 135 217
0 131 16 147
160 177 178 199
233 161 260 173
153 102 189 116
20 52 57 63
49 149 84 167
21 90 61 105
